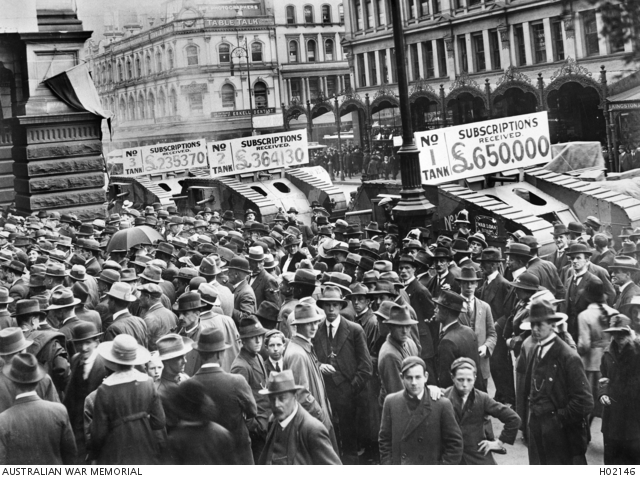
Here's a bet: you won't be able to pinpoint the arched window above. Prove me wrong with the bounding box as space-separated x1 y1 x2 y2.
289 40 298 62
119 98 126 120
219 43 230 63
168 49 175 69
148 92 155 118
251 42 263 62
118 62 123 82
325 38 334 61
221 84 235 108
138 94 145 119
128 95 135 120
146 54 152 75
156 51 163 72
126 59 132 79
186 45 199 66
307 39 317 62
322 5 332 23
304 5 314 23
254 81 267 108
158 89 166 117
135 57 142 77
286 5 296 24
169 89 177 116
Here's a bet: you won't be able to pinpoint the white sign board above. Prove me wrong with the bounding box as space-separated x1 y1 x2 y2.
115 140 208 177
208 130 309 178
415 112 551 185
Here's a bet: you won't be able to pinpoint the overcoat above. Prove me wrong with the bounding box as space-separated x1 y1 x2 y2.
230 279 257 323
458 297 497 381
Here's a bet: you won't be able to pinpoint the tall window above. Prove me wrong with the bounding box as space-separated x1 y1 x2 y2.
379 49 388 83
433 0 441 13
135 57 142 77
169 90 177 115
605 6 625 52
355 0 363 30
551 19 565 61
118 62 123 81
390 48 398 83
219 44 230 63
156 51 163 72
583 10 599 56
254 81 267 108
514 24 527 66
304 5 314 23
168 49 175 69
148 93 155 118
291 79 301 99
307 39 317 62
221 84 235 108
376 0 385 25
368 51 377 85
365 0 373 28
325 38 334 61
410 43 419 79
186 45 199 66
531 22 546 63
339 4 344 24
146 55 152 75
436 38 447 76
322 5 331 23
458 36 468 73
357 53 366 86
327 76 337 96
407 0 416 19
472 33 486 71
158 90 166 117
289 40 298 62
138 95 145 119
489 29 501 69
189 92 203 113
419 0 429 16
286 5 296 24
119 99 126 120
252 42 263 62
128 96 135 120
126 60 132 79
424 40 435 78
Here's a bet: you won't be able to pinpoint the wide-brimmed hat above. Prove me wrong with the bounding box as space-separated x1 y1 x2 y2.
479 247 504 262
565 242 592 257
173 291 205 312
291 302 325 325
46 288 81 310
71 322 102 342
238 316 268 339
603 314 633 334
3 353 45 384
456 265 481 282
156 334 194 361
528 298 567 324
384 304 418 326
194 327 230 353
0 287 14 305
609 255 640 273
316 286 348 308
12 299 47 319
228 257 251 274
434 290 466 313
507 243 532 258
0 328 34 355
509 272 541 291
139 265 162 283
259 369 303 396
98 334 150 366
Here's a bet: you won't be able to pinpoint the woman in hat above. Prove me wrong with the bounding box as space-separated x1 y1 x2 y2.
280 235 307 273
89 334 166 465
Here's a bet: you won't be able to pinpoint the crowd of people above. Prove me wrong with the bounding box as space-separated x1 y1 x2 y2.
0 202 638 466
310 145 399 181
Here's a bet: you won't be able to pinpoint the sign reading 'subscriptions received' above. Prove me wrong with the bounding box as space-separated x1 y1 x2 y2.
415 112 551 185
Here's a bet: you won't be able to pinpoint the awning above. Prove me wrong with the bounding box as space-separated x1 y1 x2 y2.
608 84 640 111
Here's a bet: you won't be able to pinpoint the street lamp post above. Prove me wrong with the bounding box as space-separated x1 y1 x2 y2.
334 94 345 181
231 37 256 136
388 0 435 236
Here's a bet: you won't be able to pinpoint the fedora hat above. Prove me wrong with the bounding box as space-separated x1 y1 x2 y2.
603 314 633 334
250 223 269 235
198 257 221 277
259 369 303 396
0 327 34 355
248 246 265 262
565 242 592 257
3 353 45 384
28 274 46 289
106 282 136 302
398 255 419 268
345 283 369 299
479 247 504 262
367 280 396 297
344 224 363 237
552 223 569 237
194 327 230 353
434 290 466 313
456 265 481 282
4 260 25 275
468 233 487 249
362 270 380 285
358 255 375 271
12 299 46 318
228 257 251 274
323 272 352 296
359 240 381 259
156 334 194 361
71 322 102 342
414 250 434 268
290 269 318 287
609 255 640 272
46 288 81 310
238 316 268 339
291 302 325 325
330 242 350 256
316 286 348 308
380 272 403 288
0 287 14 305
173 291 205 312
365 221 383 234
432 247 453 259
98 334 150 366
69 265 86 282
139 265 162 283
507 243 532 258
373 300 396 321
263 253 277 270
155 242 176 258
138 282 163 298
620 241 637 255
256 301 280 324
345 253 362 267
98 270 121 286
585 216 602 229
509 272 541 291
175 267 198 281
451 239 472 254
45 263 67 277
384 304 418 326
528 298 567 324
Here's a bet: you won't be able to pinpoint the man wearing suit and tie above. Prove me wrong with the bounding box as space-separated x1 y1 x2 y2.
544 224 571 273
247 246 281 308
227 257 257 325
264 330 286 376
313 286 372 464
426 247 461 298
456 266 497 390
63 322 106 462
609 256 640 313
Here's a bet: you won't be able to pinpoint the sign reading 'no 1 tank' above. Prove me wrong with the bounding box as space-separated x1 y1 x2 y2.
415 111 551 185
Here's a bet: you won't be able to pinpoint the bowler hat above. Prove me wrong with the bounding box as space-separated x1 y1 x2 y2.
565 242 592 257
98 334 150 366
528 298 567 324
106 282 136 302
567 221 584 235
0 327 33 355
434 290 465 313
552 223 569 237
507 243 532 258
384 304 418 326
238 316 268 339
228 257 251 274
432 247 453 259
456 265 481 282
259 369 303 396
291 302 325 325
3 353 45 384
509 272 541 291
584 278 607 304
479 247 504 262
12 299 46 318
170 380 218 422
194 327 230 353
46 288 81 310
70 322 102 342
173 291 205 312
156 334 194 361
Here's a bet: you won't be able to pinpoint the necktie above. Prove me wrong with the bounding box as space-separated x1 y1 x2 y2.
328 323 333 340
275 361 281 373
533 344 543 370
438 329 445 343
